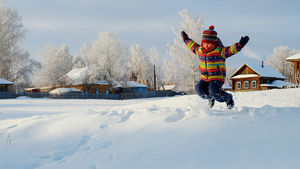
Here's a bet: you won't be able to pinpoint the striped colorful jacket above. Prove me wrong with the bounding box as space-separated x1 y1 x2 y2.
184 38 243 82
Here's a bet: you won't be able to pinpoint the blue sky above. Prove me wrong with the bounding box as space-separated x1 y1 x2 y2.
2 0 300 68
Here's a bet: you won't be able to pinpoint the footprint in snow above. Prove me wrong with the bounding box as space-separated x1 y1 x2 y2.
118 111 134 123
7 124 18 129
88 163 97 169
164 108 186 123
99 124 109 129
49 135 91 162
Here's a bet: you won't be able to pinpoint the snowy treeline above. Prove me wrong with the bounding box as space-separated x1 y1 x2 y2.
36 31 165 91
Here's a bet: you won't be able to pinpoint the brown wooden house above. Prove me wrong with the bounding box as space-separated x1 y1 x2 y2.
286 53 300 85
229 62 287 92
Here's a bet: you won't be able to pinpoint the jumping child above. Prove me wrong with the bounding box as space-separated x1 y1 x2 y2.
181 25 249 109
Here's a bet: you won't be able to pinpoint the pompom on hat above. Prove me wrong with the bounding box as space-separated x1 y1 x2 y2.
202 25 218 48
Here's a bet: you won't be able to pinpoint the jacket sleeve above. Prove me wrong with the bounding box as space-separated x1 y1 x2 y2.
220 43 243 59
184 38 201 55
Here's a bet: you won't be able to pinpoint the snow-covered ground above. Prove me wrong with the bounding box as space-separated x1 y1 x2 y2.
1 88 300 169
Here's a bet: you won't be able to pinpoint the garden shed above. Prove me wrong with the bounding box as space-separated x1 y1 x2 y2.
0 78 14 92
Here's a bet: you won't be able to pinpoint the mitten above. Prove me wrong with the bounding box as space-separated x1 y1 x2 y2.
239 36 249 47
181 31 189 42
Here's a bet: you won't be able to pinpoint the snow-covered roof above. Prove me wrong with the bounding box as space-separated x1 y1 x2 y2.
66 68 117 86
159 85 177 91
286 53 300 61
0 78 14 85
128 81 147 87
231 74 259 79
222 84 232 89
230 63 286 80
49 88 82 94
260 80 289 88
65 67 89 85
114 81 148 88
271 80 289 88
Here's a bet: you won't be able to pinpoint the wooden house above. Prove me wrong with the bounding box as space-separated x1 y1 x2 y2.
0 78 14 92
286 53 300 85
229 62 287 92
63 68 148 94
63 68 115 94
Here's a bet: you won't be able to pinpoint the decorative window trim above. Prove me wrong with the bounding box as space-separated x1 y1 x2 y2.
252 80 257 89
244 81 249 89
237 81 242 90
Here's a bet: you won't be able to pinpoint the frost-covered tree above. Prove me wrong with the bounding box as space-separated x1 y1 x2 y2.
0 2 40 90
82 31 129 85
225 67 237 86
266 46 300 83
166 9 204 92
149 47 163 89
129 44 153 87
35 43 72 87
72 54 86 69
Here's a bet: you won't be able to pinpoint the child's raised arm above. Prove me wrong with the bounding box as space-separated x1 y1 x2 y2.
220 36 249 59
181 31 201 55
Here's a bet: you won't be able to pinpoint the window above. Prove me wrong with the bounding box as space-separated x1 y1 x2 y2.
252 80 257 89
244 81 249 89
237 82 242 90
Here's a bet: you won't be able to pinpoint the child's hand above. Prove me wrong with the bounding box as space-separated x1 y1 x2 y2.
181 31 189 42
239 36 249 47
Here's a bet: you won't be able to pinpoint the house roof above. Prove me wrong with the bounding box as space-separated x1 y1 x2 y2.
114 81 148 88
286 53 300 61
222 84 232 90
260 80 289 88
231 74 259 79
66 68 117 85
159 85 177 91
49 88 82 94
230 63 286 80
66 67 89 85
0 78 14 85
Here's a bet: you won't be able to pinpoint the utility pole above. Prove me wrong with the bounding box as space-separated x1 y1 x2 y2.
153 65 156 91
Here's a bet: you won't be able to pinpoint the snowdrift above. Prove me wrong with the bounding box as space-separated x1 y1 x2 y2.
0 89 300 169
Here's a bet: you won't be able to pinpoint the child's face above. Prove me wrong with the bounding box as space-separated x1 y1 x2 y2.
202 43 214 51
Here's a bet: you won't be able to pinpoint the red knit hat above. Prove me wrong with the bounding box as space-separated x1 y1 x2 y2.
202 25 218 48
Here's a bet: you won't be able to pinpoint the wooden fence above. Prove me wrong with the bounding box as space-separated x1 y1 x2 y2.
0 92 17 99
0 91 177 100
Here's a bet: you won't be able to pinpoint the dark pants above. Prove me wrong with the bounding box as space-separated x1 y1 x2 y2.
195 80 232 103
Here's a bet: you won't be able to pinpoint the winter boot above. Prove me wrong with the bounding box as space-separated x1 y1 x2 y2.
208 99 215 108
226 98 235 110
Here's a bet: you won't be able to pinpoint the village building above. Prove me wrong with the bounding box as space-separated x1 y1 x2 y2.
63 68 148 94
286 53 300 86
222 84 232 91
229 62 288 92
49 88 82 94
0 78 14 92
159 85 178 92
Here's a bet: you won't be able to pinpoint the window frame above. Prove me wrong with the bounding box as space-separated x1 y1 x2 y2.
244 81 249 89
252 80 257 89
237 81 242 90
